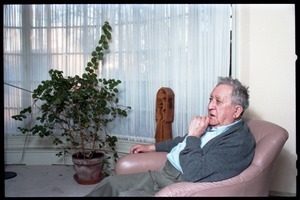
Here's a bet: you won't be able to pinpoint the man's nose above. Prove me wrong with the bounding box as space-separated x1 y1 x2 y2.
208 100 217 110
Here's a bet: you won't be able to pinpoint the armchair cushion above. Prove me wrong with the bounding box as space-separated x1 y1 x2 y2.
115 152 167 175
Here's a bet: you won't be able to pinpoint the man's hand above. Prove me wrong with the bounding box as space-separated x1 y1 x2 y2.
188 116 210 138
130 144 156 154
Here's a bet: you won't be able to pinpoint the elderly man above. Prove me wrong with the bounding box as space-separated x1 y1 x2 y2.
87 76 255 196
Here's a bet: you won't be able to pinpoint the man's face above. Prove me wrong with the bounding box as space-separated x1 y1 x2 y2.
207 84 237 127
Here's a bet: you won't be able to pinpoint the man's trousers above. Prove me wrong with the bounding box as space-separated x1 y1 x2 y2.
86 160 184 196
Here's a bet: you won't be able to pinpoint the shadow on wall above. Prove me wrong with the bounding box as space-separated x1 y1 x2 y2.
243 109 262 121
269 148 296 195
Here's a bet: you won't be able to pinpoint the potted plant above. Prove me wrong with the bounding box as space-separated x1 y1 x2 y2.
11 21 131 184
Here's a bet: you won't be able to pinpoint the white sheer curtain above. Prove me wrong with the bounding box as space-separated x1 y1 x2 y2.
4 4 231 143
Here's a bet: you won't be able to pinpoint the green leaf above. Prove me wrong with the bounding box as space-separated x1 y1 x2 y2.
104 108 111 115
53 98 61 105
96 46 101 52
91 51 97 56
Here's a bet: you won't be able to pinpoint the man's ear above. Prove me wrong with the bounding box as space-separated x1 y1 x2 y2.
234 105 243 119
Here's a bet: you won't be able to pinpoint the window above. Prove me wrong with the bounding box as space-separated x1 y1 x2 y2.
4 4 231 143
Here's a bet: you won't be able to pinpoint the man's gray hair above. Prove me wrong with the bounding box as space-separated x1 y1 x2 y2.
217 76 249 111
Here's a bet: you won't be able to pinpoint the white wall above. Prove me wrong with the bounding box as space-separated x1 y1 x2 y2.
232 4 296 196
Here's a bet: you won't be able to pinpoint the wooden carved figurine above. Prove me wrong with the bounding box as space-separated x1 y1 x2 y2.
155 87 174 142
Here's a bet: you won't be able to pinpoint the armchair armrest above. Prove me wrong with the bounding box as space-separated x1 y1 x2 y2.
115 152 168 175
155 164 266 197
155 180 245 197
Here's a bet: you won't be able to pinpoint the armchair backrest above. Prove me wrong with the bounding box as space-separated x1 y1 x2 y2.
239 118 289 195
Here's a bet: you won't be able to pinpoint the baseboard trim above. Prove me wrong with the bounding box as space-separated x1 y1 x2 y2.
269 190 296 197
4 136 148 165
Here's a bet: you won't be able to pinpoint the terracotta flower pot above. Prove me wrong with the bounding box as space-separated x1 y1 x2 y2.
72 152 105 185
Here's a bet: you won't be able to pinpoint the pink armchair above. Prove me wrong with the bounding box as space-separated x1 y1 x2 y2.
115 119 289 196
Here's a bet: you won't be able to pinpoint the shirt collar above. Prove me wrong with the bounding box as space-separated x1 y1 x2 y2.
206 119 241 132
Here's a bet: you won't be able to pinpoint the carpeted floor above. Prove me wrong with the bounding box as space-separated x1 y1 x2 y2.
4 165 100 197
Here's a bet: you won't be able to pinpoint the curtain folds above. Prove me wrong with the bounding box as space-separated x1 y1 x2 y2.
4 4 231 143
